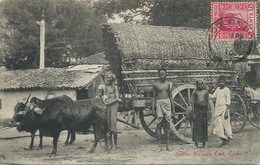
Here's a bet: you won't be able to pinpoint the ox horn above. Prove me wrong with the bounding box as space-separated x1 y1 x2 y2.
24 93 31 104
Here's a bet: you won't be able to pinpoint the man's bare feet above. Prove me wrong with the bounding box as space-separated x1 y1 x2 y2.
194 142 198 148
202 142 206 148
218 141 226 148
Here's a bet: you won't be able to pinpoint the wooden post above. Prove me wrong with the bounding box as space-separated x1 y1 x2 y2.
36 17 45 69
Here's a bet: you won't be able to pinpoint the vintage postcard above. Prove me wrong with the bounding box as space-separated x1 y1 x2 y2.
0 0 259 164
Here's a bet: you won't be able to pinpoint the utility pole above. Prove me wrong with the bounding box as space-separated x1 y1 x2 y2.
36 14 45 69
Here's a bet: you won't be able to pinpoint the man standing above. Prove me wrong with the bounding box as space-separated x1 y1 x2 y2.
153 68 174 151
104 72 120 151
209 76 232 147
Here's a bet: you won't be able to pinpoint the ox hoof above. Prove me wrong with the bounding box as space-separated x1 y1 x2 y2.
49 153 56 157
88 150 94 154
49 152 57 157
24 147 33 151
36 146 42 150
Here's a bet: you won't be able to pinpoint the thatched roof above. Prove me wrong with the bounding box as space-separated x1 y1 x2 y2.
102 24 238 93
0 65 107 90
103 24 235 68
102 24 238 85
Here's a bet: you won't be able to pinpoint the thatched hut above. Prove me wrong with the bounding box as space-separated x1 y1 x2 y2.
102 24 237 93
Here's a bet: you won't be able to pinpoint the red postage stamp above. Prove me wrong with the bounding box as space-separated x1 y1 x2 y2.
211 2 257 40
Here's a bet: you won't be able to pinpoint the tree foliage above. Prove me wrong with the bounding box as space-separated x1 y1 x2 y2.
94 0 259 30
94 0 259 53
94 0 211 27
0 0 106 70
149 0 211 28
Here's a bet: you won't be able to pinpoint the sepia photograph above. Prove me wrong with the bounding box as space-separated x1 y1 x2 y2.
0 0 259 164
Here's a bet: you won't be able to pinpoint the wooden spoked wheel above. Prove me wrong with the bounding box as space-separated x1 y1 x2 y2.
170 84 195 143
247 101 260 129
171 84 219 143
139 108 158 138
170 86 247 143
139 102 181 138
139 84 247 142
139 107 180 138
229 91 247 133
140 109 186 139
139 84 196 141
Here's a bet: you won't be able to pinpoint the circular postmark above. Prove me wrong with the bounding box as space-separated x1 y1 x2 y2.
208 16 257 62
211 17 255 40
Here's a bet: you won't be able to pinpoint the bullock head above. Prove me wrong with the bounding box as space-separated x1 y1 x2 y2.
11 93 31 123
16 110 36 132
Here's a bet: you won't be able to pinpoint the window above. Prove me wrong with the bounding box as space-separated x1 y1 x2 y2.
76 89 88 100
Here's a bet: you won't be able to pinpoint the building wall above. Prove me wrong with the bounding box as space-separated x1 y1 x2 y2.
0 89 76 119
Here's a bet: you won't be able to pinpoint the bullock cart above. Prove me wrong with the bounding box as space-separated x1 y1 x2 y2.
232 58 260 130
102 24 248 143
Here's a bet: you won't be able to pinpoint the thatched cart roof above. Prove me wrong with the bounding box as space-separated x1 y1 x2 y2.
102 24 237 93
103 24 235 70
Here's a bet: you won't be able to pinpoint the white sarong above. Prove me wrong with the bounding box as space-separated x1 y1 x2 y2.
156 99 171 123
209 87 233 140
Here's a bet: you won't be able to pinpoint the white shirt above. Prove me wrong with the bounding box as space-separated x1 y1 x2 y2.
210 87 231 107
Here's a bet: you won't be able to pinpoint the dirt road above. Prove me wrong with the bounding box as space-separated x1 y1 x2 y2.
0 122 259 164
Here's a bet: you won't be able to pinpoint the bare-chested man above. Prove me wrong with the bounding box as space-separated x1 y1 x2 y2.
153 68 173 151
192 80 209 148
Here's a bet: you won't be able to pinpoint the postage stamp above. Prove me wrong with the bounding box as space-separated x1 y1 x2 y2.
211 2 257 40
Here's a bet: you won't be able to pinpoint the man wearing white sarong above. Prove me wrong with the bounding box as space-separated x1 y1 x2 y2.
210 76 232 147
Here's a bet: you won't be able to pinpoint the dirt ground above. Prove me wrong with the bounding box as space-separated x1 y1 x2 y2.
0 118 259 165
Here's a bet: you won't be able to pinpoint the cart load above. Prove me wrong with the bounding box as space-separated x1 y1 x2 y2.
102 24 247 143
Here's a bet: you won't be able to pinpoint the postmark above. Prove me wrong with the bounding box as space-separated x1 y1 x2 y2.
211 2 257 40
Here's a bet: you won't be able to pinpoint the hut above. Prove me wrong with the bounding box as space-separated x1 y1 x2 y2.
0 65 108 119
102 24 238 94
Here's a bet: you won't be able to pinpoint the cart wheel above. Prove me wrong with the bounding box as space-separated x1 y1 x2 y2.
169 84 195 143
169 84 216 143
229 91 247 133
139 108 158 138
139 107 181 138
247 101 260 129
